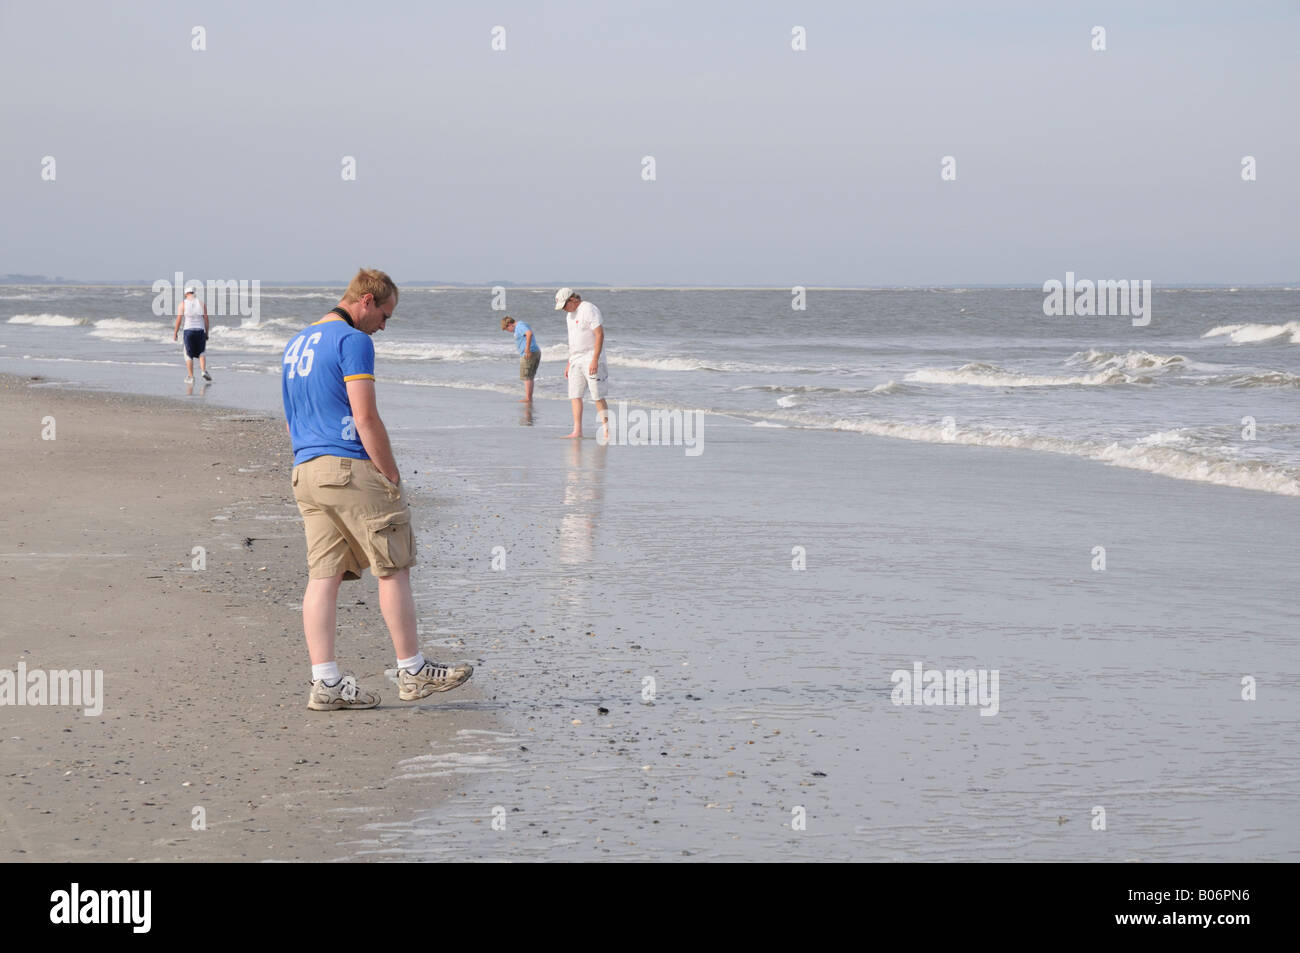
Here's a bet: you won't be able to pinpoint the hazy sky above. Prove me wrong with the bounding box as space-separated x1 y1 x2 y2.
1 0 1296 285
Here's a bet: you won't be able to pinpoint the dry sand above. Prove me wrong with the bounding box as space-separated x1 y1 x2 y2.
0 373 498 861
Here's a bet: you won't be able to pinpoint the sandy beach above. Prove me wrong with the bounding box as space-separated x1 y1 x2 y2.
0 373 500 862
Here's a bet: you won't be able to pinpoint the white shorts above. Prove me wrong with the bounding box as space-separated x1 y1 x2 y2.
567 355 608 400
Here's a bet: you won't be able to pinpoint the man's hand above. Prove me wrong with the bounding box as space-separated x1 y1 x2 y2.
564 363 569 378
588 359 598 376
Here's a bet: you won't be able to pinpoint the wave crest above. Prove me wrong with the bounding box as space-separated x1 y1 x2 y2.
7 313 92 327
907 361 1140 388
1203 322 1300 344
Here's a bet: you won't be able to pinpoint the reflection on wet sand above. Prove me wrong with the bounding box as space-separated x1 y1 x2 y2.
556 439 607 607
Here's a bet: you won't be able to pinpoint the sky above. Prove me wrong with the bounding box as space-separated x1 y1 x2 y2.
1 0 1296 285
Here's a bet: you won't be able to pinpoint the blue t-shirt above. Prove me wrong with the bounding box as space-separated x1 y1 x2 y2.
282 315 375 466
513 321 540 355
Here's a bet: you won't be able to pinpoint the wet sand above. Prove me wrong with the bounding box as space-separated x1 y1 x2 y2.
0 373 499 861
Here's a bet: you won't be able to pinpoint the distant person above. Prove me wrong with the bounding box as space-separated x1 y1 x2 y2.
281 267 473 711
172 286 212 382
502 315 541 402
555 288 609 439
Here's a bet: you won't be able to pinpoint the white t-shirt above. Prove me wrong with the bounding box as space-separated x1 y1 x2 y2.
566 300 603 358
182 297 205 330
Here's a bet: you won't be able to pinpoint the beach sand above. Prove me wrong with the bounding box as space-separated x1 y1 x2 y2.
0 373 499 862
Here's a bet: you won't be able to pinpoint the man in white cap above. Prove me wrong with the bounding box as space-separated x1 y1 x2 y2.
172 286 212 383
555 288 608 439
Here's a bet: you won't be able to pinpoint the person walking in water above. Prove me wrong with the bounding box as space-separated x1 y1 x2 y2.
172 286 212 382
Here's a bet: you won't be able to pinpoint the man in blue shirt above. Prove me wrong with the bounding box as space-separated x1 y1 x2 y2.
282 268 473 711
502 315 541 403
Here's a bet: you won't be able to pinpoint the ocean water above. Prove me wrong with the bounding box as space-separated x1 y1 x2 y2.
4 285 1298 861
3 285 1299 497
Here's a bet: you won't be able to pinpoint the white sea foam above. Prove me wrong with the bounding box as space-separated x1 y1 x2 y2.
374 342 492 362
7 313 92 327
737 383 882 396
776 395 799 408
1225 370 1300 388
1137 429 1191 446
610 354 723 371
89 318 173 342
1203 322 1300 344
17 356 176 368
816 415 1300 496
1069 349 1186 371
259 292 338 300
206 324 292 350
906 361 1139 388
389 378 523 398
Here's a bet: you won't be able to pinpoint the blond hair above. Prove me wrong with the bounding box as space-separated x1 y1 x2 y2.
501 316 515 330
342 268 398 305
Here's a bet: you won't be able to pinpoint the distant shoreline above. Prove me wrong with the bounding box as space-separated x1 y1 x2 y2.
3 279 1299 290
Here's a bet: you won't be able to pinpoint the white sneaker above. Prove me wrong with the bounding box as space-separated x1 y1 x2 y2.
184 376 194 384
307 674 380 711
397 660 473 700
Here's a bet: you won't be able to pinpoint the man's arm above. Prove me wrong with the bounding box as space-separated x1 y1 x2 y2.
173 307 183 339
524 329 534 352
589 325 604 372
203 303 209 335
345 378 400 485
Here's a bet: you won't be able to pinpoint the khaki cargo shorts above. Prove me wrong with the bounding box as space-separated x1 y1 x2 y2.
520 351 541 380
291 455 416 580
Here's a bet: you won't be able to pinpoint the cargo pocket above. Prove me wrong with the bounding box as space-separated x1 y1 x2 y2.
314 458 352 488
366 508 414 574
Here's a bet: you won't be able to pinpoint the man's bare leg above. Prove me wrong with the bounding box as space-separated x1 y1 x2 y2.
377 568 419 660
564 397 583 438
199 354 209 376
303 572 344 665
184 356 194 378
596 398 609 442
520 378 534 402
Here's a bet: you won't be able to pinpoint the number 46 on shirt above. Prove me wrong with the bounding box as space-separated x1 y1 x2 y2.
284 332 322 379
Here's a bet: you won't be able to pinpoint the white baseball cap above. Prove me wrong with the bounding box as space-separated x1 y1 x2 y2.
554 287 576 310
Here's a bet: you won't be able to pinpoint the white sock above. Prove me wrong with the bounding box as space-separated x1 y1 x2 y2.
398 652 425 675
312 661 341 685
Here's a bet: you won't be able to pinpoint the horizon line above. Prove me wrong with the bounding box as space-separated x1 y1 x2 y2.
3 277 1299 290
